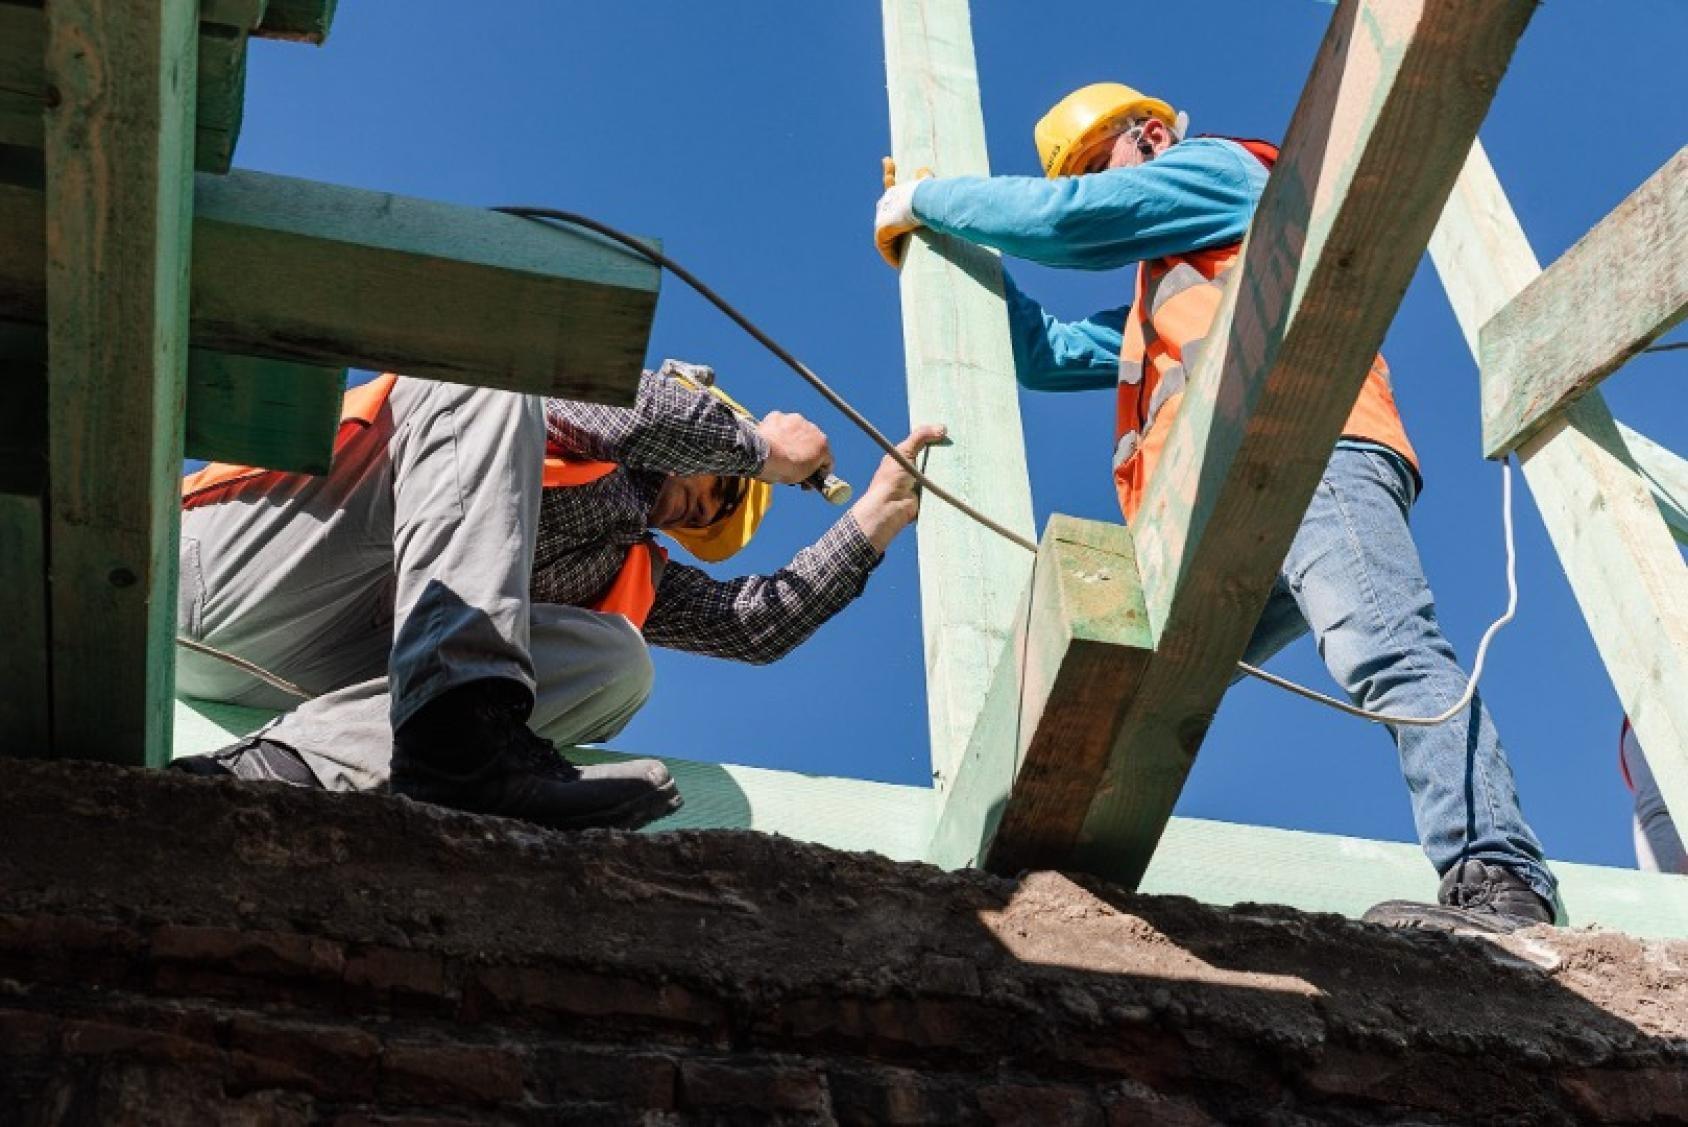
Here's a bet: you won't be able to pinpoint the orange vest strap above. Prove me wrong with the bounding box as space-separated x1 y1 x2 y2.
1111 135 1418 523
340 372 400 426
542 457 617 488
591 540 667 630
1199 135 1279 170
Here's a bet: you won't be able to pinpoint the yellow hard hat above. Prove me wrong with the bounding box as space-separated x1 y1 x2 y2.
664 474 772 564
657 365 773 564
1035 82 1178 178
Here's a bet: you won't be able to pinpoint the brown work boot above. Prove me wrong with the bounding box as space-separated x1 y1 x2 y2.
1362 859 1555 934
391 679 681 831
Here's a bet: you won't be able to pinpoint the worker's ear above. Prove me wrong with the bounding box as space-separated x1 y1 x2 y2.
1143 116 1176 156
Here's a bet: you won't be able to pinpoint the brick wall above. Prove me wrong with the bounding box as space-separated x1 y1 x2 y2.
1 760 1684 1125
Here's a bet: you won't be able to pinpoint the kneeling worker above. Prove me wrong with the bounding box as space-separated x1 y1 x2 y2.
174 361 943 833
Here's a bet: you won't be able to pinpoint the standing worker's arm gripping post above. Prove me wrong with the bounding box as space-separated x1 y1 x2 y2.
874 139 1264 393
643 424 946 664
872 137 1265 270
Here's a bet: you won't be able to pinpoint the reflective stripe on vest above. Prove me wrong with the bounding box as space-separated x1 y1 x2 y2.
180 373 667 628
1113 137 1418 522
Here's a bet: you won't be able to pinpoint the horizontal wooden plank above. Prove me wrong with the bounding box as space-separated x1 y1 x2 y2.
185 352 345 474
1480 146 1688 457
169 696 1688 938
930 516 1155 872
1619 421 1688 547
0 3 248 173
0 322 340 476
0 169 660 403
1144 816 1688 941
1074 0 1534 886
256 0 335 43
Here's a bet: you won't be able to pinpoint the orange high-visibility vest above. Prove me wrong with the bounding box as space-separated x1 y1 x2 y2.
1112 138 1418 523
180 374 667 629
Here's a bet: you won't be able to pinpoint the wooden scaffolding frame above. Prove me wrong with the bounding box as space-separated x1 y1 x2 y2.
3 0 1686 936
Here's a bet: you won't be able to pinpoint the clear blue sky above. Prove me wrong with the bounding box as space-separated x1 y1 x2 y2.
232 1 1686 869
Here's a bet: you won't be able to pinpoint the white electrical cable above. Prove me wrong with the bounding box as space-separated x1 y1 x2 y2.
174 636 314 701
1235 457 1519 727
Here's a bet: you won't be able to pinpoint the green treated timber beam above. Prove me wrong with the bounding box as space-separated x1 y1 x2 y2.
0 3 249 174
2 322 345 474
1140 817 1688 942
1071 0 1534 886
1479 146 1688 458
44 0 199 765
201 0 268 31
881 0 1036 792
929 516 1154 872
1618 421 1688 548
186 353 345 474
256 0 335 44
170 695 1688 939
0 170 660 404
1430 140 1688 864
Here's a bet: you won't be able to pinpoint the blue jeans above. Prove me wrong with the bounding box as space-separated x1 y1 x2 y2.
1241 445 1557 902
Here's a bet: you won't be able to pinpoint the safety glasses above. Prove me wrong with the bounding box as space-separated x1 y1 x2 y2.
1072 120 1146 175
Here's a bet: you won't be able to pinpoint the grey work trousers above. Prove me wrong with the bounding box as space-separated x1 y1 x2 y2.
175 378 653 791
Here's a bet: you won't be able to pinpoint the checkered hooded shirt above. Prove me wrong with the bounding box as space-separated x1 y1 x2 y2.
535 368 882 664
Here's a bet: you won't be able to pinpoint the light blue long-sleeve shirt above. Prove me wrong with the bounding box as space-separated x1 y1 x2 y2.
911 137 1270 392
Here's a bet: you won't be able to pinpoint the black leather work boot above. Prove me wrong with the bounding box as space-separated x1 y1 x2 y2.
171 737 321 787
1362 859 1555 934
390 679 681 831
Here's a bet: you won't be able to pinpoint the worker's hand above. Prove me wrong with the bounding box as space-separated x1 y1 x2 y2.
850 423 948 552
874 157 933 268
756 411 833 486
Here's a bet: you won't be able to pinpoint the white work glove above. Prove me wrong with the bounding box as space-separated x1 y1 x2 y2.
874 157 932 268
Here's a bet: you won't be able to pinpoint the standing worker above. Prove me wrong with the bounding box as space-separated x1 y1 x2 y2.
874 82 1558 932
174 361 942 830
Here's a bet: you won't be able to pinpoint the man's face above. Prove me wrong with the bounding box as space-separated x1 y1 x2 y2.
1083 116 1174 173
649 473 743 530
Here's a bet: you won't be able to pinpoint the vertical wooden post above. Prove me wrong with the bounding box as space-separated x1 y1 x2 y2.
882 0 1036 791
43 0 198 765
1429 141 1688 850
